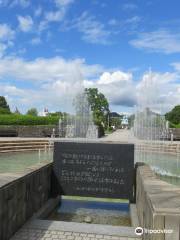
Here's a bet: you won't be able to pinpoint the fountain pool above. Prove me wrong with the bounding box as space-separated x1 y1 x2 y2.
0 150 53 173
135 151 180 185
0 150 179 185
45 197 130 226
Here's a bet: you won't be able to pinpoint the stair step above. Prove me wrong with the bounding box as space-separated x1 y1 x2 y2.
0 145 53 150
0 149 53 153
0 141 50 145
0 143 52 148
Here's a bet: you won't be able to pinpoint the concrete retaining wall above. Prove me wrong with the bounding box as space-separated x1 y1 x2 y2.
136 164 180 239
0 162 53 240
0 125 57 137
0 125 104 138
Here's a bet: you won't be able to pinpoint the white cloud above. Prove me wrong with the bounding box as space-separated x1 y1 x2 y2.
0 43 7 58
45 10 65 22
125 16 141 24
34 6 42 17
0 56 101 112
0 57 103 83
85 71 136 107
0 24 15 57
108 19 118 26
122 3 138 11
74 12 110 44
84 70 180 111
0 24 15 41
39 0 74 30
31 37 41 45
10 0 30 8
0 56 179 113
130 30 180 54
171 62 180 72
136 71 180 112
55 0 74 7
17 15 33 32
0 84 24 96
97 71 132 84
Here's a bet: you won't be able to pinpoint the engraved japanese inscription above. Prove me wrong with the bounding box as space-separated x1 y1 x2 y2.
53 141 134 199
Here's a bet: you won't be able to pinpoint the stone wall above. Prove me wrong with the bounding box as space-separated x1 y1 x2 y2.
0 125 58 137
0 125 104 138
0 162 53 240
136 164 180 239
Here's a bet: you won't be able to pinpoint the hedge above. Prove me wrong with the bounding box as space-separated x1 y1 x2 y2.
0 114 59 126
169 122 180 128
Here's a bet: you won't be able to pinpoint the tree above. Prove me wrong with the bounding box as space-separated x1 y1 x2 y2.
165 105 180 124
26 108 38 116
110 117 122 129
85 88 110 127
48 111 62 117
0 96 11 114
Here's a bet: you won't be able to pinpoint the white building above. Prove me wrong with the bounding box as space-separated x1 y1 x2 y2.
39 108 49 117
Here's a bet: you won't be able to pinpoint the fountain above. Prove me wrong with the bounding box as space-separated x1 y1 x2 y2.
59 91 98 139
133 69 180 185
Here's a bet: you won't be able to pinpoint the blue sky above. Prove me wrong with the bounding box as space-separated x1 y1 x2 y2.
0 0 180 114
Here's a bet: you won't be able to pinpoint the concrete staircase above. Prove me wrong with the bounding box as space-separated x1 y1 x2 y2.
0 140 54 153
135 142 180 154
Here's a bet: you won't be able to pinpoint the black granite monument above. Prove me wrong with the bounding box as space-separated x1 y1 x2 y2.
53 141 134 200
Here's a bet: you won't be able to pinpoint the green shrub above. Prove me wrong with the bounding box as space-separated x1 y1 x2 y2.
0 114 59 126
165 105 180 125
0 107 11 114
169 122 180 128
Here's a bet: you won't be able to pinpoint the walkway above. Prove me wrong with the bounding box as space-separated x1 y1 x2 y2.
101 130 135 143
11 228 140 240
8 130 140 240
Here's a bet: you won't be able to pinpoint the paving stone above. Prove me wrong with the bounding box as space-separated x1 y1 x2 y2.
87 234 95 238
75 236 82 240
95 235 103 239
10 223 142 240
67 236 75 240
80 233 87 237
58 234 66 238
65 232 72 236
82 237 90 240
72 233 80 236
103 236 112 240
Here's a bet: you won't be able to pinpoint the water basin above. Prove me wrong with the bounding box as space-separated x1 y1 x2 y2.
46 197 131 226
135 151 180 185
0 150 53 173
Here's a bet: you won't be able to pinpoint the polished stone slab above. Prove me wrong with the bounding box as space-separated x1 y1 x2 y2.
54 141 134 200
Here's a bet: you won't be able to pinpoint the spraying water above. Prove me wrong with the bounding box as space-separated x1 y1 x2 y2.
132 69 180 184
59 91 98 139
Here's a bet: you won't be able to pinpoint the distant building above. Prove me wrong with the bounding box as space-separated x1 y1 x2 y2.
121 115 129 129
39 108 49 117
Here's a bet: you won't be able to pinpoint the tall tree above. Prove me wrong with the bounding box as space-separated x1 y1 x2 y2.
0 96 11 114
26 108 38 116
85 88 110 127
165 105 180 124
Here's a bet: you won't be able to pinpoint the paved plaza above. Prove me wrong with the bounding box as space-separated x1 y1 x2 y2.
11 228 140 240
5 130 143 240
